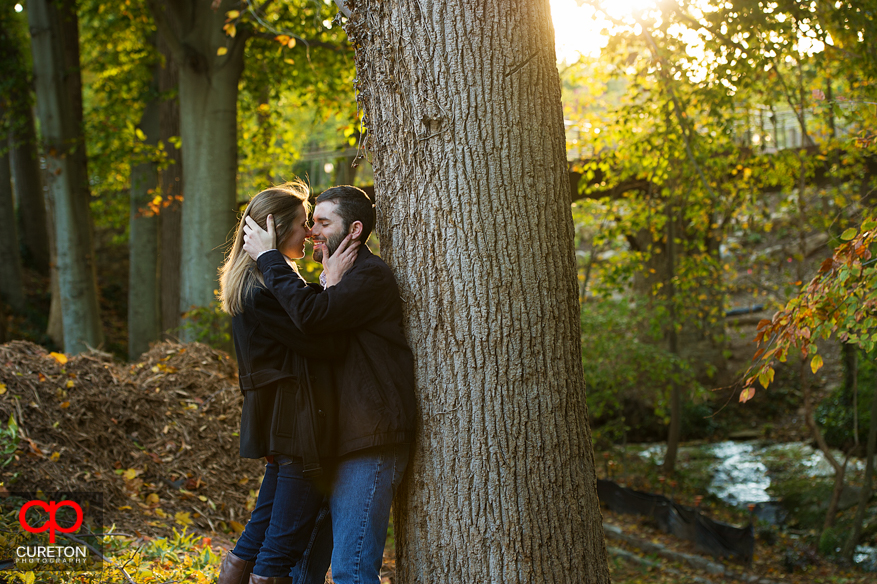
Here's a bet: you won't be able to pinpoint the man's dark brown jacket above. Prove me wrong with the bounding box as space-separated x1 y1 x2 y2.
257 246 416 456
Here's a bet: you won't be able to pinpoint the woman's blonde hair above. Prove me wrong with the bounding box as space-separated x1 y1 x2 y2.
219 180 311 316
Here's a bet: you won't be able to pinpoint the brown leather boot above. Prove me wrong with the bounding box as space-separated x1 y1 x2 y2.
217 550 254 584
248 574 293 584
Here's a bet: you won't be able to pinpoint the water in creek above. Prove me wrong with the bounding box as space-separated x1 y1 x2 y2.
636 440 876 571
707 441 771 506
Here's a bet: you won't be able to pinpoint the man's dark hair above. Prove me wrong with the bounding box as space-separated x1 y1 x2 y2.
316 185 376 243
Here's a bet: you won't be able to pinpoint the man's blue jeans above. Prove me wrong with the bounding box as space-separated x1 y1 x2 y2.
293 443 410 584
232 457 326 577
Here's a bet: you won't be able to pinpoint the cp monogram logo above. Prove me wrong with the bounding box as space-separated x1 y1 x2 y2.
19 500 84 544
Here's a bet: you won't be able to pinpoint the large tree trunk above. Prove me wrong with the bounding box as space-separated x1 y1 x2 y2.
0 142 26 311
344 1 610 581
128 68 161 360
147 0 247 341
157 32 183 338
28 0 104 354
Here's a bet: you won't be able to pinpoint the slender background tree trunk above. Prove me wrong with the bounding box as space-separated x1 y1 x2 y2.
157 32 183 338
0 142 26 311
9 107 50 275
344 1 610 581
128 67 161 360
843 374 877 558
28 0 104 353
1 5 50 276
663 198 681 475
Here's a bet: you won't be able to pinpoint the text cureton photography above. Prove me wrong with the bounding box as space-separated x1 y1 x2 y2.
2 491 104 572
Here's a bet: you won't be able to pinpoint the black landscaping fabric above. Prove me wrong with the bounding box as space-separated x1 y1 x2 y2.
597 479 755 563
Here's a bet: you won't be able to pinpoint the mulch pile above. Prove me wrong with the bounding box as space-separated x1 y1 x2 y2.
0 340 263 537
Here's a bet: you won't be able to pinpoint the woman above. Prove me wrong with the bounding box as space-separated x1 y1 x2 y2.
216 180 357 584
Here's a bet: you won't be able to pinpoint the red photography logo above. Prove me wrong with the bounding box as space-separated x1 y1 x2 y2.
2 491 103 572
19 499 84 544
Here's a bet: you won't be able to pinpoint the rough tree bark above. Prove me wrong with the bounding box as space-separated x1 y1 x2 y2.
0 142 26 311
342 1 610 581
128 67 161 360
28 0 104 354
146 0 248 338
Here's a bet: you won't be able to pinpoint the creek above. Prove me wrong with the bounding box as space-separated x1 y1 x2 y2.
635 440 877 571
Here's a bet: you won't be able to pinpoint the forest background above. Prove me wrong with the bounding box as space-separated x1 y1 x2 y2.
1 0 877 581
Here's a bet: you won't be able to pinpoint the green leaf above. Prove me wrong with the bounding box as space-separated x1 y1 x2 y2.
841 228 857 241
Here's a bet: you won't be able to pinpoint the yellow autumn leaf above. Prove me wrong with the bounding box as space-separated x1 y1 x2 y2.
49 352 68 365
758 366 775 389
811 354 824 374
146 493 160 506
175 511 192 527
135 128 146 141
217 47 228 56
287 37 296 48
117 505 132 511
123 468 138 481
50 452 60 462
0 382 6 395
155 508 167 518
229 520 245 533
226 9 240 19
66 379 74 388
226 24 236 37
23 572 35 584
60 401 70 409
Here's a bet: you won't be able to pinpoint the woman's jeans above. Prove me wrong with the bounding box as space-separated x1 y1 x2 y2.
232 457 326 577
293 443 410 584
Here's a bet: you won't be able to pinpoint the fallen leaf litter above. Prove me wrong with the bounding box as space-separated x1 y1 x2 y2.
0 340 263 537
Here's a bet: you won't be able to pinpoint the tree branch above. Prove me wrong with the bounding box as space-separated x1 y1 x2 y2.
333 0 352 18
636 19 720 203
250 31 348 52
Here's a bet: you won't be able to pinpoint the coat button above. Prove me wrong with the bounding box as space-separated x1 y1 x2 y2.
317 409 325 417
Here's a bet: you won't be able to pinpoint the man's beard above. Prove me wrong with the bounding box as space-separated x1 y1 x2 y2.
312 230 346 263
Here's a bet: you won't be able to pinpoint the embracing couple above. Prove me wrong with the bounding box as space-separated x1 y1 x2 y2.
216 181 416 584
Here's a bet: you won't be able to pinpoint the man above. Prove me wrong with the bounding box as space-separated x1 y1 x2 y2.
242 185 416 584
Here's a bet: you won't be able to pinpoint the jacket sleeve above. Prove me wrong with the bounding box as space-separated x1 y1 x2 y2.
256 250 395 334
252 287 342 357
